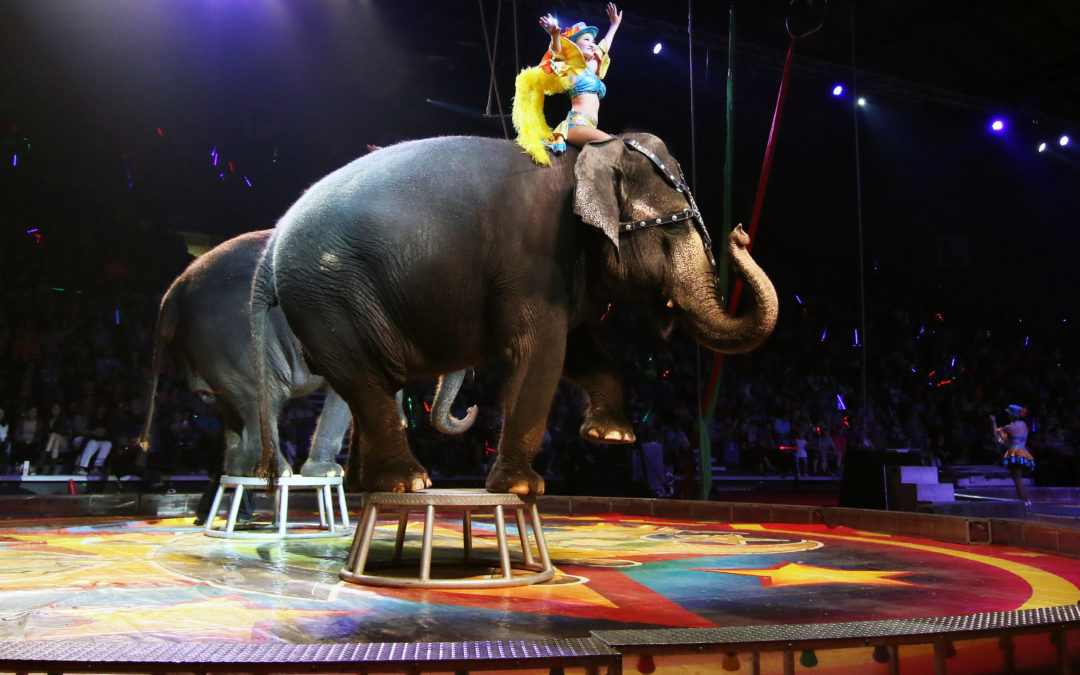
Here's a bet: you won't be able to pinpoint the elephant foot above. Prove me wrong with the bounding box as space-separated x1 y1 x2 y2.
580 408 636 444
300 459 344 478
486 459 545 496
360 459 432 493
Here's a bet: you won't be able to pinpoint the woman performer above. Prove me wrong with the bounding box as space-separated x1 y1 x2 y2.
991 404 1034 506
513 3 623 165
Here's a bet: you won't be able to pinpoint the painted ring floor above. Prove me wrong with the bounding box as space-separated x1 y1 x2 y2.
3 510 1080 673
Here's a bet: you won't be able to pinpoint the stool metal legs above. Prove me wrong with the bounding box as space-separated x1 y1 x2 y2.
204 476 352 539
340 490 555 589
204 484 226 535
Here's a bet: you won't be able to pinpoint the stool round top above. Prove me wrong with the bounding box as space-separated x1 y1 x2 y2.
362 488 536 506
220 475 344 487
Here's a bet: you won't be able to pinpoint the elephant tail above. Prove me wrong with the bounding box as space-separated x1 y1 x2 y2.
250 241 281 492
137 284 181 453
512 66 561 166
431 370 478 435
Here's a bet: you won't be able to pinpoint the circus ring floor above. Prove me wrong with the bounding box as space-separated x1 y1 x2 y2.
2 493 1080 674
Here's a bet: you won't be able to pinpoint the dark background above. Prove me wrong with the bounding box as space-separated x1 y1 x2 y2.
2 0 1078 323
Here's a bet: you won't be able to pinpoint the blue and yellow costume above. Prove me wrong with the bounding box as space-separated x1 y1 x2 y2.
512 22 611 166
999 405 1035 470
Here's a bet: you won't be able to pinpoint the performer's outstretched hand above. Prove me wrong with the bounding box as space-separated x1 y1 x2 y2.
540 13 559 37
606 3 623 28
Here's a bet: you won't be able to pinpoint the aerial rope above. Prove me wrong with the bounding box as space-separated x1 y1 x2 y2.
478 0 511 139
697 1 827 499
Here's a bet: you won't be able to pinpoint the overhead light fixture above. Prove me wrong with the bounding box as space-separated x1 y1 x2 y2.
857 97 866 107
831 84 843 96
1038 142 1047 152
652 42 662 55
1060 135 1070 147
990 118 1005 133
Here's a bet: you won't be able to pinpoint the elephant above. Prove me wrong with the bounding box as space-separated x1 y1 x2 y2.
139 230 350 477
251 133 778 495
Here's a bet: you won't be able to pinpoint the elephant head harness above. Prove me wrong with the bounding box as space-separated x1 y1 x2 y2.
617 138 717 270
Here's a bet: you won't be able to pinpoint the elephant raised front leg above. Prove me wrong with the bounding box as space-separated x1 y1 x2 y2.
562 324 635 443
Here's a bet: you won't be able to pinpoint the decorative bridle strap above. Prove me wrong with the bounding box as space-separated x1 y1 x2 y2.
620 208 700 232
619 138 717 268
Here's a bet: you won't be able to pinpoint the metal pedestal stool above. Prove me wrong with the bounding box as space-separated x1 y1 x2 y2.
204 475 352 539
340 488 554 588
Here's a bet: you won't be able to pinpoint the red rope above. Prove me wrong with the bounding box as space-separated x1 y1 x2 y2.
701 35 797 417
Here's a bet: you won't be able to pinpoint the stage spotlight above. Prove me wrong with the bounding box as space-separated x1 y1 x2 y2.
1038 142 1047 152
857 97 866 107
990 118 1005 133
831 84 843 96
652 42 662 54
1060 135 1070 147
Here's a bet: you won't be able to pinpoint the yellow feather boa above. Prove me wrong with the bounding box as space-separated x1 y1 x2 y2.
512 66 563 166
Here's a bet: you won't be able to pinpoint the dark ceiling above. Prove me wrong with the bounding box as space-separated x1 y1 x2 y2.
2 0 1078 312
461 0 1080 127
816 0 1080 125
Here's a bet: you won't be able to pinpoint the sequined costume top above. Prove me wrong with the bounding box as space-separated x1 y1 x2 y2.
564 68 607 99
999 420 1034 469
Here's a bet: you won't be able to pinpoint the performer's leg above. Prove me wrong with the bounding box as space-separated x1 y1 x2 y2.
1009 464 1030 504
567 124 612 148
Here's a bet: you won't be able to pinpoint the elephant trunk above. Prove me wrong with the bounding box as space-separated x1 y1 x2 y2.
673 225 778 354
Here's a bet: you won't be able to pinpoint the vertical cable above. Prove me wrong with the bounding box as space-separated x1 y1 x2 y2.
720 2 735 295
688 0 710 500
849 6 869 435
512 0 519 75
479 0 510 138
688 0 698 194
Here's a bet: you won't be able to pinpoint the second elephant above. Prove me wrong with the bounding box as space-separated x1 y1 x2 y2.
140 230 349 477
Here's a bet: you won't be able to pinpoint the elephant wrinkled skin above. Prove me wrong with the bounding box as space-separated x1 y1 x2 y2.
252 134 777 495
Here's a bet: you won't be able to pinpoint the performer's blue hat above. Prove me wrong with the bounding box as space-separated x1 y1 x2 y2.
1005 404 1027 417
562 22 599 42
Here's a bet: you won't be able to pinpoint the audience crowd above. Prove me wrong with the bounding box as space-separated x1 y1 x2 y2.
3 132 1077 497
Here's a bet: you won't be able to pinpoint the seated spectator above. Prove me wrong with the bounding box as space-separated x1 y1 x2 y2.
816 431 837 475
35 402 73 475
76 402 113 475
12 405 45 473
830 427 847 475
793 426 809 478
634 424 667 497
0 408 11 473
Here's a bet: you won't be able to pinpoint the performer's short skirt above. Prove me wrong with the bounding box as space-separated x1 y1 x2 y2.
1003 446 1035 470
552 110 598 140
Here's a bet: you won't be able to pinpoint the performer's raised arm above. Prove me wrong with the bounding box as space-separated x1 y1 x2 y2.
602 3 623 49
540 14 562 56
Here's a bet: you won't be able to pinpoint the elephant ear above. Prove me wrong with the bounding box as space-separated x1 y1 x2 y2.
573 138 625 252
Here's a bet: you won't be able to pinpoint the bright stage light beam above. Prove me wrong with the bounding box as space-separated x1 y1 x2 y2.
831 84 843 96
1060 135 1070 147
1038 142 1047 152
652 43 662 54
990 118 1005 133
